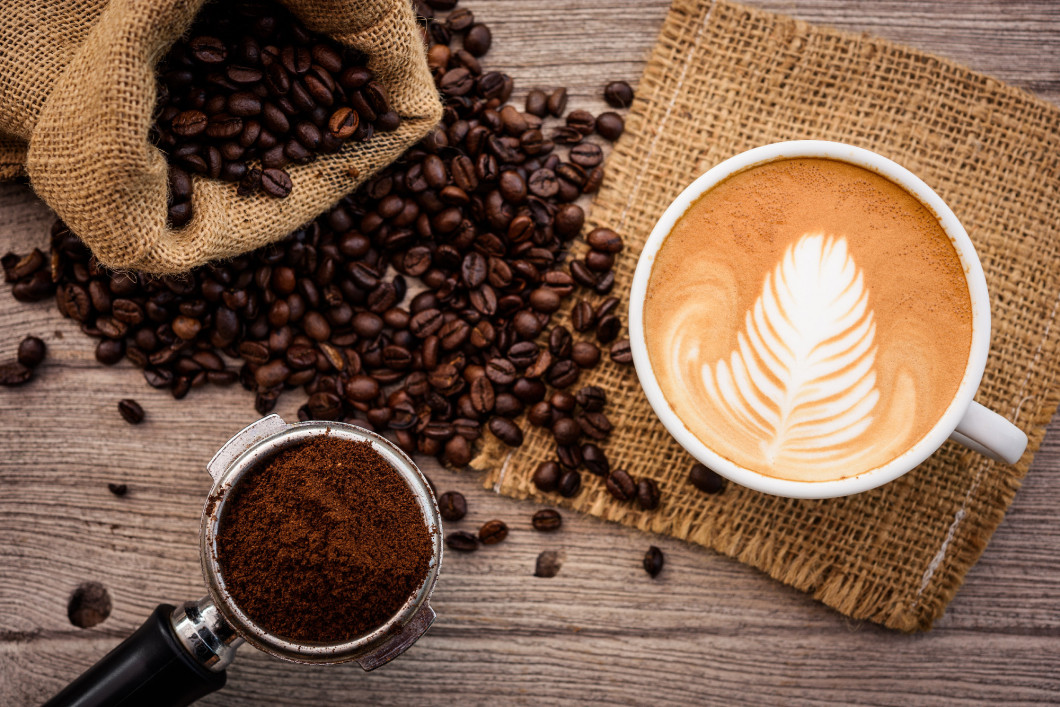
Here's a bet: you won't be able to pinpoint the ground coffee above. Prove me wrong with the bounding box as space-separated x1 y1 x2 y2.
216 436 431 644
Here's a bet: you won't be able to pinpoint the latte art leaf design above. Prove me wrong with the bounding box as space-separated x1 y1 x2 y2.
701 233 880 467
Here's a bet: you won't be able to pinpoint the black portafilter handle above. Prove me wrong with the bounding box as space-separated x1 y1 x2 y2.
43 601 237 707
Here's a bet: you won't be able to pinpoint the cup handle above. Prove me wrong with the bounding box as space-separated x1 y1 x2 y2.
949 401 1028 464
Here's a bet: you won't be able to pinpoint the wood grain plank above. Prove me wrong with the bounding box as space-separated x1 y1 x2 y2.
2 1 1059 705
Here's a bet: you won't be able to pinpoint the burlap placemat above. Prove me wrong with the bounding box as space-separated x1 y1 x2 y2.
476 0 1060 631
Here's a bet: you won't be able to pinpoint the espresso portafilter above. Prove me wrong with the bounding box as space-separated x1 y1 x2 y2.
45 415 443 707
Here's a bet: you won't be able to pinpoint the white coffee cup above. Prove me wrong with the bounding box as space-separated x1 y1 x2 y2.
628 140 1028 499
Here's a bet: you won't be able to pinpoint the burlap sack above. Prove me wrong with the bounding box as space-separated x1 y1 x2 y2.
0 0 441 274
475 0 1060 631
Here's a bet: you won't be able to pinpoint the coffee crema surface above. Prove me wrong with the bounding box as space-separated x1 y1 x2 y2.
644 158 973 482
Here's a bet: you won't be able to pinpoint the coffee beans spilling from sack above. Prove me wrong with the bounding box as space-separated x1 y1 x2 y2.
2 0 685 516
152 0 401 227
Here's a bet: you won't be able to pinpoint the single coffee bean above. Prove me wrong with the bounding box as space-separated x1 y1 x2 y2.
532 509 562 532
438 491 468 521
596 314 621 344
546 87 567 117
570 142 603 168
527 400 552 427
557 469 581 497
604 80 634 108
566 109 595 136
549 326 573 358
535 549 562 578
610 338 633 364
689 463 727 494
533 461 561 492
636 478 661 510
577 411 612 439
581 443 609 476
95 339 125 366
489 417 524 447
547 359 579 388
261 168 293 198
606 468 636 501
525 89 548 117
586 227 624 253
556 444 582 470
0 361 32 386
571 300 595 332
571 341 600 368
17 336 46 368
107 482 128 497
478 519 508 545
446 530 479 552
643 546 664 578
552 416 581 446
117 399 145 425
463 24 492 56
596 111 625 141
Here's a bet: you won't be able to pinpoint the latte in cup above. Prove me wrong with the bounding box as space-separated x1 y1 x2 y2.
643 157 973 482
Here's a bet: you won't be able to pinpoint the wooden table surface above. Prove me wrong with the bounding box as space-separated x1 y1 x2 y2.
2 1 1059 704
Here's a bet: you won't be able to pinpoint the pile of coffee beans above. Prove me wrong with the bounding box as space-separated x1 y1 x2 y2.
152 0 399 227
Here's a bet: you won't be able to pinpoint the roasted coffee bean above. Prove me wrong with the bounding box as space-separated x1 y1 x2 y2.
535 549 563 577
557 469 581 497
488 417 523 446
107 482 128 497
636 478 661 510
596 111 625 141
606 468 636 501
547 359 579 388
507 341 539 369
610 339 633 364
571 341 600 368
643 546 664 577
0 362 32 386
478 519 508 545
552 416 581 446
117 399 145 425
689 463 727 494
570 260 597 289
549 326 573 358
556 444 582 470
17 336 46 368
581 443 609 476
565 110 596 136
446 530 479 552
571 300 595 332
546 87 567 117
485 357 517 385
438 491 468 521
576 383 610 411
577 411 612 439
604 80 634 108
470 375 495 413
463 24 492 57
525 89 548 117
533 461 561 492
532 509 562 532
585 250 614 272
570 142 603 168
596 314 621 343
95 339 125 366
527 401 552 427
586 227 624 253
261 168 293 197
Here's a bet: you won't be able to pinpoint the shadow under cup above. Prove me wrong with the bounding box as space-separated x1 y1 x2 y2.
627 140 1009 499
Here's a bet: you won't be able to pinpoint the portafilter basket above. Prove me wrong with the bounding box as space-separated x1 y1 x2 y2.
44 415 443 707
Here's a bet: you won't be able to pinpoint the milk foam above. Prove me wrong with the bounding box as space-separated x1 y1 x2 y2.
700 233 880 469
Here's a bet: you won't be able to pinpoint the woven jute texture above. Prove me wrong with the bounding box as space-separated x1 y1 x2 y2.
475 0 1060 631
0 0 441 274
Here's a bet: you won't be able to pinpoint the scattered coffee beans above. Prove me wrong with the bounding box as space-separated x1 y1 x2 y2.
531 508 562 531
643 546 664 578
446 530 479 552
117 399 145 425
534 549 562 578
603 80 634 108
17 336 46 368
478 519 509 545
217 437 431 643
689 463 726 494
438 490 468 521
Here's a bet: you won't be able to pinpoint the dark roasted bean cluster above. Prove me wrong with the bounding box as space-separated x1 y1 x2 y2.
152 0 400 227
